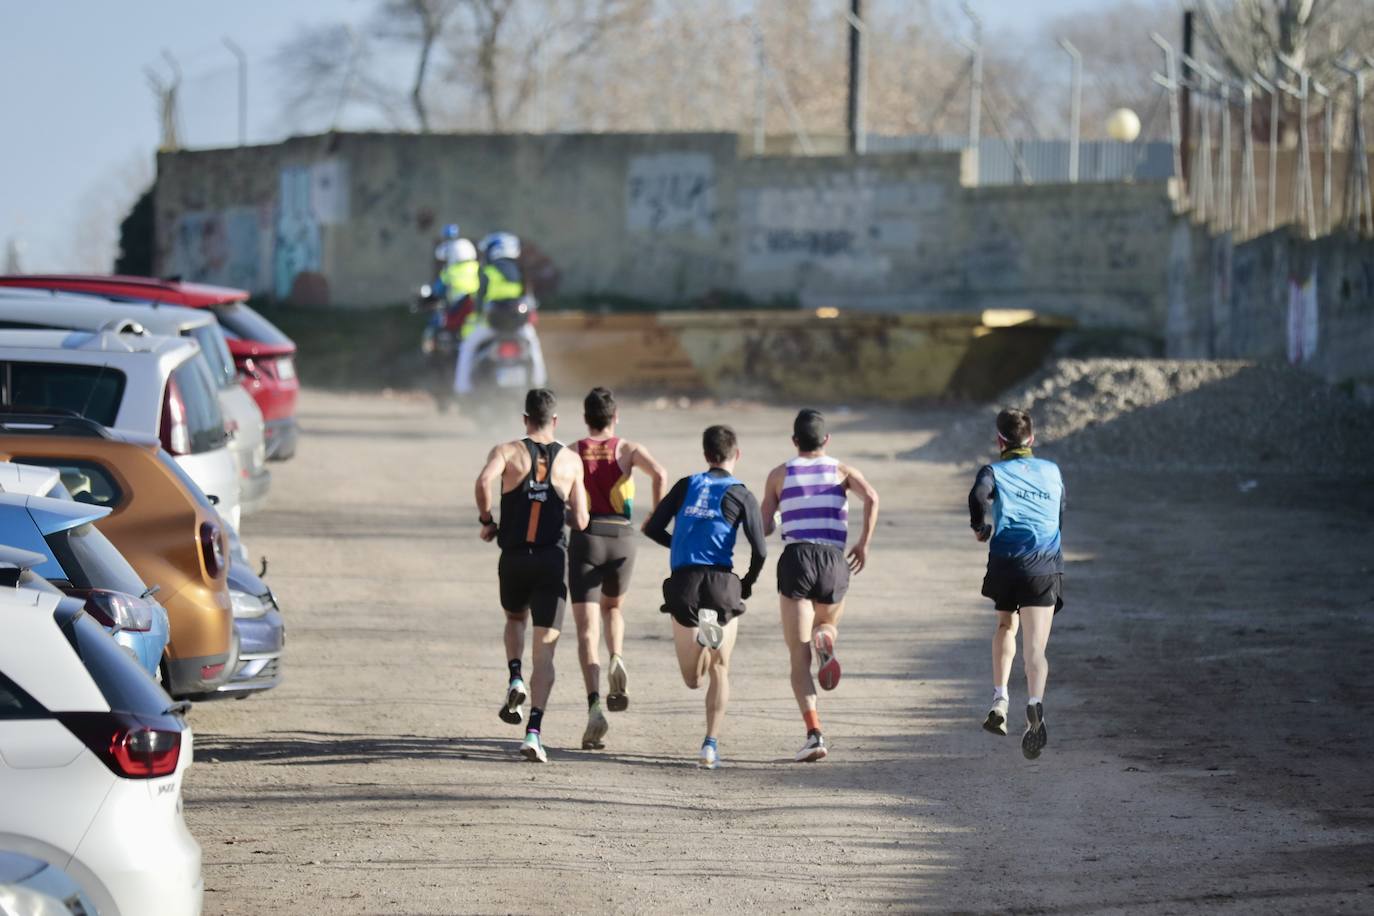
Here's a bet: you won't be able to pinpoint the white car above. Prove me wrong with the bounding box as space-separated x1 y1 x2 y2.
0 547 202 916
0 289 270 515
0 328 242 528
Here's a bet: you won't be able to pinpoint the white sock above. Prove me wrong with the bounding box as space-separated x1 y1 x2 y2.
993 685 1009 701
1028 696 1042 707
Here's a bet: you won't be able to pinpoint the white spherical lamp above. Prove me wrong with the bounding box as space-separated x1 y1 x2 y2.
1106 108 1141 142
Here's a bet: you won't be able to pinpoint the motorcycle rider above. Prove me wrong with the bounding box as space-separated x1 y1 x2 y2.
424 228 480 357
453 231 548 397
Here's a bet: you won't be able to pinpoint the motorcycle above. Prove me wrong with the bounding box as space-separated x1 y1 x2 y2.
414 283 465 413
464 296 542 414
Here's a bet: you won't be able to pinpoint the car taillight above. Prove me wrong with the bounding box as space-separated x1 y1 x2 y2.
199 521 226 578
81 589 154 632
275 356 297 381
57 712 182 779
160 378 191 456
497 340 522 359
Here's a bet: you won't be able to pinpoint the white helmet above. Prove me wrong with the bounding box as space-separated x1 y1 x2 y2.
479 232 520 262
435 238 477 264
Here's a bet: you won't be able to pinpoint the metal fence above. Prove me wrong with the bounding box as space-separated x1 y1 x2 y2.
865 135 1176 185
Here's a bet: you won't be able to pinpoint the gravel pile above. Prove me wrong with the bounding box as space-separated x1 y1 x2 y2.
923 359 1374 476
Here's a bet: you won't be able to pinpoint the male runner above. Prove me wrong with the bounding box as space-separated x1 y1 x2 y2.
968 407 1064 760
642 425 766 769
570 387 668 750
475 388 589 763
760 409 880 763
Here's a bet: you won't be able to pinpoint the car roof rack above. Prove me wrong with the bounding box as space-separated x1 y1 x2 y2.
0 408 114 439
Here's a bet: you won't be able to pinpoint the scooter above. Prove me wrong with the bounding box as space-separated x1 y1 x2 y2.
465 296 541 407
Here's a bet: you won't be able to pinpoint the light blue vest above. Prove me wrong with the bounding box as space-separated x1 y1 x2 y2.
669 472 740 570
989 457 1063 564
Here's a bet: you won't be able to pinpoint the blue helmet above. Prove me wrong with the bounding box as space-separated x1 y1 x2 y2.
479 232 520 262
441 223 460 240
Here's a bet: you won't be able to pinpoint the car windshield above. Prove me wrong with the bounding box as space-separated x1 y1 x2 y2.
3 362 125 426
211 302 292 346
187 324 238 390
61 611 173 715
45 522 148 596
169 359 227 454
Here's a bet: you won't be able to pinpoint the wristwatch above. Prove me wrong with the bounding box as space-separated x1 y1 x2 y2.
479 513 495 527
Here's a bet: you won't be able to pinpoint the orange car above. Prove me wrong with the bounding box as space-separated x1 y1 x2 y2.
0 412 233 698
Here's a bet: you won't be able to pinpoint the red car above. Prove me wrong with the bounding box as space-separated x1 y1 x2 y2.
0 275 300 460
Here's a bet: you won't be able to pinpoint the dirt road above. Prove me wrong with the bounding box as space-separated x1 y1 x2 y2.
186 389 1374 914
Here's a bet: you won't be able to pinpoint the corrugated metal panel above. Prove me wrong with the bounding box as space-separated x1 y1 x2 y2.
866 135 1175 185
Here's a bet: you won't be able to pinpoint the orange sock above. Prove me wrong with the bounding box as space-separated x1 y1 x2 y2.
803 710 821 734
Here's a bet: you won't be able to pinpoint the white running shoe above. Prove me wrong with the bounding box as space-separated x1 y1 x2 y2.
582 703 609 750
606 655 629 712
698 742 720 769
521 731 548 763
499 678 527 725
696 608 725 650
794 733 828 763
983 697 1009 736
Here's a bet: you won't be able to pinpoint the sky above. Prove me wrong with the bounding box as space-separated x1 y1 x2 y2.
0 0 1117 273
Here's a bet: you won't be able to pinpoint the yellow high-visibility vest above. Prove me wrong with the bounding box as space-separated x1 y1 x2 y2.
441 260 480 300
481 264 524 303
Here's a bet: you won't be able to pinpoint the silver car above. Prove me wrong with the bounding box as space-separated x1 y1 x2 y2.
0 289 270 515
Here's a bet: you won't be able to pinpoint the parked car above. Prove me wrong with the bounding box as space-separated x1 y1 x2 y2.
212 558 285 699
0 327 243 528
0 413 234 698
0 849 98 915
0 276 299 460
0 463 168 677
0 288 271 514
0 550 203 916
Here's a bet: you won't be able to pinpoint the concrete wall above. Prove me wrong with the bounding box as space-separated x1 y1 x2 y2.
1167 225 1374 389
156 131 1180 332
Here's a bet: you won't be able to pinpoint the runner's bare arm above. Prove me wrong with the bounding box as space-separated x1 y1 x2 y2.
563 451 591 531
475 445 507 541
841 464 880 573
629 442 669 510
759 465 786 537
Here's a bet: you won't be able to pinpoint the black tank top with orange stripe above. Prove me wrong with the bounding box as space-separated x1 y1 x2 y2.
498 439 567 551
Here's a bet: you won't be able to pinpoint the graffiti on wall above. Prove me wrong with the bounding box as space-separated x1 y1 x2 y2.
273 158 349 303
739 182 928 278
626 153 716 236
1287 268 1318 364
169 206 271 294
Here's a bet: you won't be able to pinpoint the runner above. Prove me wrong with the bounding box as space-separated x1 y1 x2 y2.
760 409 880 763
642 425 766 769
570 387 668 750
475 388 589 763
968 407 1065 760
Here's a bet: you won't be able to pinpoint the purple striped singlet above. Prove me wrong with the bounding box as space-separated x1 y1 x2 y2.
779 456 848 548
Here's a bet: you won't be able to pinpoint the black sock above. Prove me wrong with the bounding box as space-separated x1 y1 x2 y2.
807 728 822 739
588 692 600 709
508 659 522 682
528 707 544 734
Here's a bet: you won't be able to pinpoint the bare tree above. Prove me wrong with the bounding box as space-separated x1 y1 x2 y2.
374 0 462 132
1198 0 1374 82
273 23 409 132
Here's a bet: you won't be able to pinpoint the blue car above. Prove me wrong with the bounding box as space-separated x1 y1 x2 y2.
0 472 169 678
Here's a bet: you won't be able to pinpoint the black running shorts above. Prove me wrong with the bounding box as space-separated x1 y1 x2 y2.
777 542 850 604
660 566 745 630
981 572 1063 614
499 544 568 629
568 520 638 603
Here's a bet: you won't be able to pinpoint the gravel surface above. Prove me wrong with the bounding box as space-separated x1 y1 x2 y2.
919 359 1374 475
184 389 1374 914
